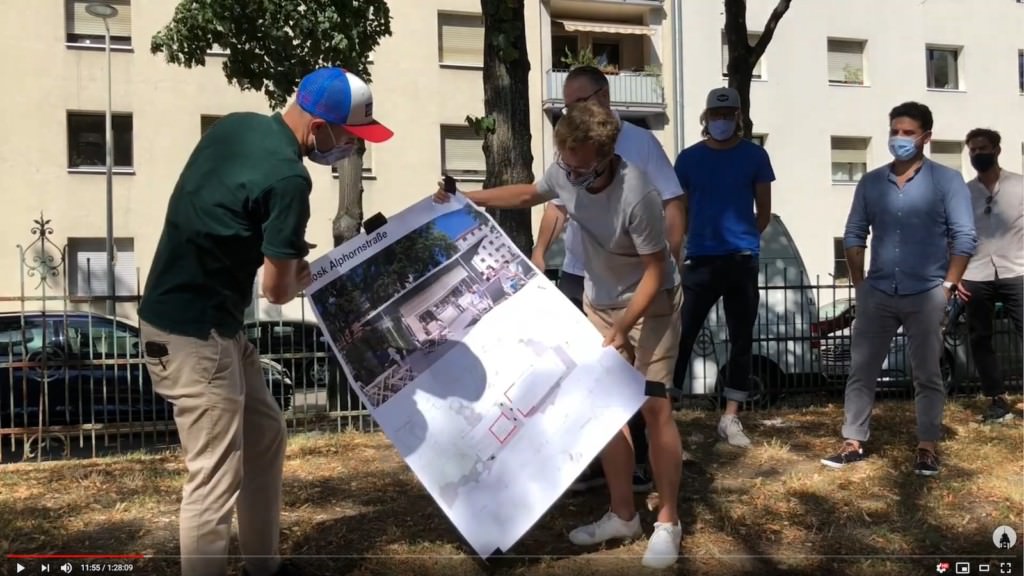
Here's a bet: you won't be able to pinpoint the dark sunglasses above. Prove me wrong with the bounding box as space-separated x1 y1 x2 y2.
985 195 994 215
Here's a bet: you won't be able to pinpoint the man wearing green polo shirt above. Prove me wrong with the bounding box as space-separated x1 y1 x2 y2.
138 67 392 576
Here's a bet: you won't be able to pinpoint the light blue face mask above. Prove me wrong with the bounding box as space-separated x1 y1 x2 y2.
888 136 920 161
708 119 737 141
558 155 609 191
308 125 357 165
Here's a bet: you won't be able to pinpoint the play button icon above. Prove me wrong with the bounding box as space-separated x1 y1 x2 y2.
16 563 26 573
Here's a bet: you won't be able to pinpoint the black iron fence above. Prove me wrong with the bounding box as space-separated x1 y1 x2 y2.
3 216 1020 463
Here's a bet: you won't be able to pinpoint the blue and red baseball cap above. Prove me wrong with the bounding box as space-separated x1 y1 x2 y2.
296 67 393 143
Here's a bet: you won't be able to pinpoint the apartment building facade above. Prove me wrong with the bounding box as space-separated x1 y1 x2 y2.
0 0 1020 320
677 0 1024 283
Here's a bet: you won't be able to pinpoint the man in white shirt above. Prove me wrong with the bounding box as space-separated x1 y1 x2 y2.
959 127 1024 422
530 65 685 494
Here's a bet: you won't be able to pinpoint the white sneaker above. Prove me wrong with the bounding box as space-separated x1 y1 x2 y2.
718 415 751 448
642 521 682 569
568 511 642 546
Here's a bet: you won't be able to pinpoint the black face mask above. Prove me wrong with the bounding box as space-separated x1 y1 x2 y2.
970 153 997 173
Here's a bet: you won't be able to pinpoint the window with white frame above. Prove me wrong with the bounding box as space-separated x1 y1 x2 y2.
330 144 374 177
926 46 961 90
437 12 484 67
66 237 137 299
200 115 223 136
831 137 869 183
833 238 850 282
65 0 131 47
67 112 134 170
930 141 964 171
827 39 866 85
441 125 485 179
721 31 763 79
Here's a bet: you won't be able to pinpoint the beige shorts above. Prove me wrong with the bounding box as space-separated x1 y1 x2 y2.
583 285 683 389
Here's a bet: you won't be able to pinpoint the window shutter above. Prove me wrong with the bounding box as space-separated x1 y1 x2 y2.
827 40 864 83
439 14 484 65
67 0 132 38
76 251 108 297
114 247 137 296
720 33 729 76
443 127 485 174
930 141 963 171
73 242 135 297
831 137 868 163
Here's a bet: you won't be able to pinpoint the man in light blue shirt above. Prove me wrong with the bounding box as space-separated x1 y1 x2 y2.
821 101 976 477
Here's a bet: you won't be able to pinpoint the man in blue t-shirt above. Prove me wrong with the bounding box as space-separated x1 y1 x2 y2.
672 87 775 448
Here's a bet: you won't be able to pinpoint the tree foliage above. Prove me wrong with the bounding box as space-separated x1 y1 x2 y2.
151 0 391 109
471 0 535 254
151 0 392 249
723 0 792 138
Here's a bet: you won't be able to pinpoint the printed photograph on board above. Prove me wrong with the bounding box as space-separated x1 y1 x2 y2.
309 203 539 408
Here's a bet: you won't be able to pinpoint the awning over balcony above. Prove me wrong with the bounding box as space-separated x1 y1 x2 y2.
554 19 655 36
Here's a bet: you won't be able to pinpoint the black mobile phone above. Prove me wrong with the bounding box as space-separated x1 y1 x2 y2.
443 174 457 195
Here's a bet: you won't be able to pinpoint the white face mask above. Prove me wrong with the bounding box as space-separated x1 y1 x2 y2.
307 124 357 165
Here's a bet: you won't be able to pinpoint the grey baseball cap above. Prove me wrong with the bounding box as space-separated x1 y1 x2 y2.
706 87 741 109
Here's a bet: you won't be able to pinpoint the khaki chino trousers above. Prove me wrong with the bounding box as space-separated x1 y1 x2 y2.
140 319 287 576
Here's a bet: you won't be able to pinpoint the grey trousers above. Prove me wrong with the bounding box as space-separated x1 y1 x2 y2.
842 283 948 443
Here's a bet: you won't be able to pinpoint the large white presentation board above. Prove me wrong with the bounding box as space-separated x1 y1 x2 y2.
305 195 647 557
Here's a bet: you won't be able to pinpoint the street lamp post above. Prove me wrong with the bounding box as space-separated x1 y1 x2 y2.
85 2 118 316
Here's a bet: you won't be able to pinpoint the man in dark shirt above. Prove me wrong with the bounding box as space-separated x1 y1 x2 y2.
672 87 776 448
138 68 392 576
821 101 975 477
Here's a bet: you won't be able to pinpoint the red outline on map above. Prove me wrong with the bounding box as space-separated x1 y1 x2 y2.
488 412 517 444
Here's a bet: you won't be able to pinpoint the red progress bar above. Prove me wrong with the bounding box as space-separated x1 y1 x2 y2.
7 554 146 559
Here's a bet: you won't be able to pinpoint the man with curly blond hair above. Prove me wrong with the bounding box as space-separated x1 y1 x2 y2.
433 100 685 569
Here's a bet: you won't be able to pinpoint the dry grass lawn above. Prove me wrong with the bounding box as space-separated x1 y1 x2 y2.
1 398 1021 576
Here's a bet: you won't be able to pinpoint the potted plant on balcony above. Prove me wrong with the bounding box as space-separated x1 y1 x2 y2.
642 64 663 90
562 46 597 70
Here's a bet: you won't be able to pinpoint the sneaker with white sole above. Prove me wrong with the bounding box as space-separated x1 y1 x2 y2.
642 521 682 569
568 511 642 546
717 415 751 448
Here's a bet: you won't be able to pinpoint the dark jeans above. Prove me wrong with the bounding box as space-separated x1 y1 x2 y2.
558 272 649 470
673 255 760 402
962 276 1024 398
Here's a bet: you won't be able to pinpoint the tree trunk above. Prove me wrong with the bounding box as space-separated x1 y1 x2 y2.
480 0 534 255
332 140 366 247
329 140 365 413
723 0 793 139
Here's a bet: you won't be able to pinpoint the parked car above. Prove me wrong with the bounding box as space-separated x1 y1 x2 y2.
674 213 824 405
0 312 294 428
814 296 1023 392
244 318 337 390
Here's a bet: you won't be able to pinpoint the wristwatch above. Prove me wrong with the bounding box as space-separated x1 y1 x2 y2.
942 281 955 291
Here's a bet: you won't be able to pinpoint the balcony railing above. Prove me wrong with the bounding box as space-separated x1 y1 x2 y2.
545 69 665 113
